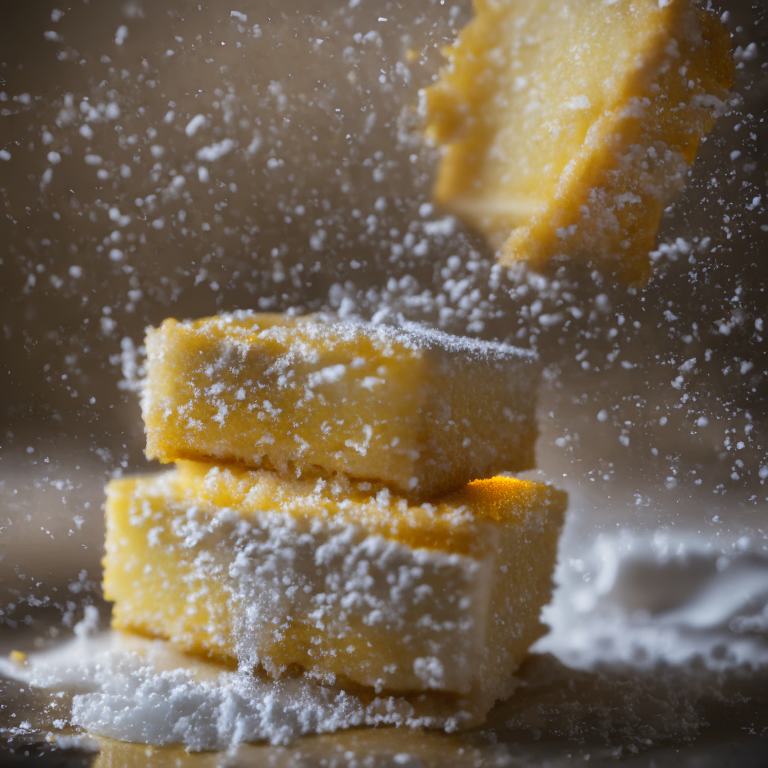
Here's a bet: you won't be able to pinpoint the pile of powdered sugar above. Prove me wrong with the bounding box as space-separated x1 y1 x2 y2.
74 661 383 750
0 629 469 750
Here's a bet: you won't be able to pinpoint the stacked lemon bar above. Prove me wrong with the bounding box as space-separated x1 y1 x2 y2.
103 312 566 726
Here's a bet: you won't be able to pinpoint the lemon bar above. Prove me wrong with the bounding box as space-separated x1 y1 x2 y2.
423 0 733 284
104 461 566 721
142 313 539 498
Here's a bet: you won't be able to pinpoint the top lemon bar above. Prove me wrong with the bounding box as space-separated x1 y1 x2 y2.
423 0 733 284
142 312 539 498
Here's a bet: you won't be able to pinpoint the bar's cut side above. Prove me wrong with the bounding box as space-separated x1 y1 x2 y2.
142 312 539 498
104 461 566 723
422 0 733 285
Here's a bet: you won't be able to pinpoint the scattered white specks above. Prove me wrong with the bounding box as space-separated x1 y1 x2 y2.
538 313 564 327
564 95 590 110
310 229 327 251
40 167 54 190
74 605 101 639
734 42 758 62
185 113 208 137
422 217 456 237
196 138 235 162
307 364 346 388
247 131 262 155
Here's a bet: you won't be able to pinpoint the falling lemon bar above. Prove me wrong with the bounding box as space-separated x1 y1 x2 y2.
423 0 734 284
104 461 566 725
142 312 539 498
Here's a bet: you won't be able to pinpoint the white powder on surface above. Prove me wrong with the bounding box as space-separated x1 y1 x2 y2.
537 528 768 673
72 662 369 750
0 631 471 750
284 311 539 363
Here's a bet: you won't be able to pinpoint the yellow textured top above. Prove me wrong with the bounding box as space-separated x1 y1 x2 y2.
141 312 540 498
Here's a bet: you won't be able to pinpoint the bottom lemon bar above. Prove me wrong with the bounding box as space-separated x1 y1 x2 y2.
104 461 565 725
